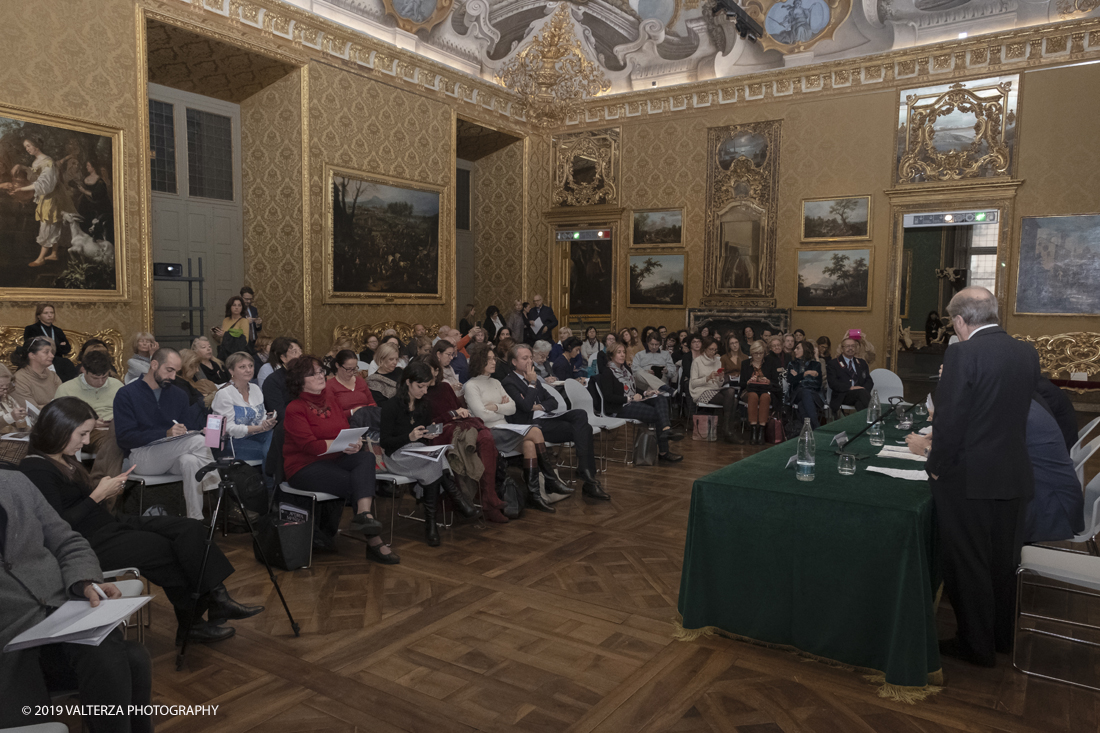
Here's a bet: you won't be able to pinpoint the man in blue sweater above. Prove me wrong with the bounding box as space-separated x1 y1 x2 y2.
114 348 216 520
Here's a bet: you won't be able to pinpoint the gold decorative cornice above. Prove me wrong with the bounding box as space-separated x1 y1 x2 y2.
1015 332 1100 378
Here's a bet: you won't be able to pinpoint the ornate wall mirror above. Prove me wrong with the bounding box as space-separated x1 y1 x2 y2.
552 128 620 208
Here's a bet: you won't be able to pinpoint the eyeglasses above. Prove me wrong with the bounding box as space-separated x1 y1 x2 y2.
308 370 326 378
339 364 357 372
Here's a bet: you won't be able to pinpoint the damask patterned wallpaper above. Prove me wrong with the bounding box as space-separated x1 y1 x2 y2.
525 134 554 304
306 63 454 352
0 0 145 340
240 68 305 340
473 140 525 314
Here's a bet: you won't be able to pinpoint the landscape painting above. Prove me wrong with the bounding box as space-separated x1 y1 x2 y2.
630 252 685 307
328 167 442 302
1015 214 1100 315
0 108 121 296
796 247 872 310
801 196 870 241
632 209 682 245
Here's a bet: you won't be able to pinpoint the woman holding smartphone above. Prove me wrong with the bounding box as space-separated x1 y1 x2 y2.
380 362 473 547
211 352 276 464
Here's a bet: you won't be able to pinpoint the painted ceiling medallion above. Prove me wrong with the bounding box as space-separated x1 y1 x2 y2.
496 4 611 128
743 0 852 54
381 0 455 34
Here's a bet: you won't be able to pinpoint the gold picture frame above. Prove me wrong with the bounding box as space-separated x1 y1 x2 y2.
0 104 126 302
800 195 871 242
380 0 455 34
631 208 683 246
628 250 686 308
899 249 912 320
794 245 873 311
324 163 447 305
744 0 853 55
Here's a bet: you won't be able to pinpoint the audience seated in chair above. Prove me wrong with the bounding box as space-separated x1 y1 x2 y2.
826 337 874 413
501 343 609 501
12 336 62 410
113 348 218 521
23 303 78 382
125 331 157 384
211 352 276 465
552 337 587 383
367 342 404 405
0 364 29 435
53 350 124 481
0 470 152 733
19 397 264 646
787 341 825 430
595 343 682 462
740 341 775 445
282 355 393 562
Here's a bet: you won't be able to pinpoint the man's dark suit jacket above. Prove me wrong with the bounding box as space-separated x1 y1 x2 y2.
926 326 1040 500
501 370 555 424
1035 377 1077 451
825 355 874 409
525 305 557 343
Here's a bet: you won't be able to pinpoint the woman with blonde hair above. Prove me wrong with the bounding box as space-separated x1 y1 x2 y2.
125 331 157 384
0 364 29 435
366 341 403 404
172 349 210 407
211 352 276 463
192 336 228 385
740 340 775 444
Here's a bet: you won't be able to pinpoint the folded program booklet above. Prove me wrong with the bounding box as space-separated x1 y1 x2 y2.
4 597 153 652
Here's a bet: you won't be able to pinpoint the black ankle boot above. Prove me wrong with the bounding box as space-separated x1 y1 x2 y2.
524 467 556 512
440 472 479 518
208 584 264 624
579 468 611 501
422 481 441 546
536 449 572 494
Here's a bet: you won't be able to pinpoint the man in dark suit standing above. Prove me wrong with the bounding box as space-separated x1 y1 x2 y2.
925 286 1039 667
501 343 610 502
525 294 558 345
826 337 874 412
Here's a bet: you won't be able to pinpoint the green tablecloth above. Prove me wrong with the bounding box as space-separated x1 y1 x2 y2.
677 409 941 690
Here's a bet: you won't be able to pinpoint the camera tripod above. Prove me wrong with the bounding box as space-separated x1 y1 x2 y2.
177 459 300 670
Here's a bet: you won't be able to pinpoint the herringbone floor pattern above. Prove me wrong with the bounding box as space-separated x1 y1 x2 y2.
76 430 1100 732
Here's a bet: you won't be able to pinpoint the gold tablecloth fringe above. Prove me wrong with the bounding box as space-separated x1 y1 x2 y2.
672 616 943 705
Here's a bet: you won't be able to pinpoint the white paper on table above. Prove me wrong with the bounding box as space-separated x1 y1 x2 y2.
866 466 930 481
531 317 543 334
320 427 368 455
918 426 932 436
877 447 927 462
831 431 848 446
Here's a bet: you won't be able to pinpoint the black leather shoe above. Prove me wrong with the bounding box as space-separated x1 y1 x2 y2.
524 468 556 512
209 585 264 623
423 482 441 547
582 482 611 501
441 473 480 519
176 621 235 645
536 451 572 494
366 541 401 565
350 511 383 537
659 451 683 463
664 429 685 442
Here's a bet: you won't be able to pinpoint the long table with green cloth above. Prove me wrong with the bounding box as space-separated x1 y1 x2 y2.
677 409 942 692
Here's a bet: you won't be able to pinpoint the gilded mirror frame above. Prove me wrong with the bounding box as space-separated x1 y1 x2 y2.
551 128 620 208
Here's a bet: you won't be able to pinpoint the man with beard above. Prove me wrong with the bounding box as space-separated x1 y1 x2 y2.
113 348 219 520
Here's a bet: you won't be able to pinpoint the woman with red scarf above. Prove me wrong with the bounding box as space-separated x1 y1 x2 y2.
423 345 513 523
283 355 396 564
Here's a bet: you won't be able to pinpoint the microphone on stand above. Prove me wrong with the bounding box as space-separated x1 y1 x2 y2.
835 397 918 458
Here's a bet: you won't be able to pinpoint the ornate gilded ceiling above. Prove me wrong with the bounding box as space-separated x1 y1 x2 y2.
146 19 298 103
287 0 1100 95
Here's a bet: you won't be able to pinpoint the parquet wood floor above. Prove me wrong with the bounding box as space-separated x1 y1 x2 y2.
81 429 1100 733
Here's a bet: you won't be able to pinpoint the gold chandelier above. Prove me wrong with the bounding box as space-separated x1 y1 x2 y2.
496 5 610 128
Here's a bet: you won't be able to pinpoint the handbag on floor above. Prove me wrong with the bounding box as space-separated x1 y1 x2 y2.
765 415 786 444
633 430 658 465
693 414 717 442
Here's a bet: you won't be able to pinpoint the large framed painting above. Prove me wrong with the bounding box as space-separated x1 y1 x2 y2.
632 209 682 246
1015 214 1100 316
801 195 871 241
325 164 444 304
0 106 124 298
629 251 685 308
795 246 873 310
569 240 613 316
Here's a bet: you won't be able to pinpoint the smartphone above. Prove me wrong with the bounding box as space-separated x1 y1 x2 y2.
425 423 444 437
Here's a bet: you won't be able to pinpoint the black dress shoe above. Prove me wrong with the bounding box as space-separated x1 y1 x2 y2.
350 511 383 537
939 638 995 668
664 429 685 442
658 451 683 463
536 451 572 494
176 621 235 645
582 482 611 501
366 541 401 565
209 584 265 622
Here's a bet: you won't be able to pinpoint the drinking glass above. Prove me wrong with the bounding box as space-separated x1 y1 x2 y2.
838 453 856 475
868 422 885 447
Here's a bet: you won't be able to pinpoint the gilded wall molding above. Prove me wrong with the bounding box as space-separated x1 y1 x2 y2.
551 128 621 208
1014 332 1100 377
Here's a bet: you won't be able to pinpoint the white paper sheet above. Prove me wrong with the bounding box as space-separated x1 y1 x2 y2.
400 445 450 462
5 597 153 652
866 466 929 481
493 423 534 434
531 317 544 334
877 447 927 462
320 427 369 455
